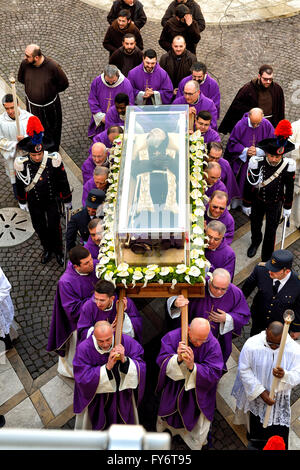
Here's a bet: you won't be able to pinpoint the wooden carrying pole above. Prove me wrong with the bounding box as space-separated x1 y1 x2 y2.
9 76 21 136
263 310 295 428
114 287 126 360
180 287 189 352
189 113 195 134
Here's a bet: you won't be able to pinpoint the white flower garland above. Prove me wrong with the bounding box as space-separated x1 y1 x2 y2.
96 131 211 288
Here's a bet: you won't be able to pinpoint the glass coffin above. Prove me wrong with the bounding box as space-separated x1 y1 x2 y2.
114 105 190 266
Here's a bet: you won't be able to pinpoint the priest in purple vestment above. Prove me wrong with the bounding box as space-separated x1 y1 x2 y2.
224 108 275 203
81 142 109 185
206 141 241 203
195 111 221 143
205 220 236 280
87 64 134 137
104 92 129 130
82 166 109 207
167 268 250 373
73 321 146 430
84 218 103 260
91 125 124 153
77 279 143 344
46 246 99 377
177 62 221 118
204 191 235 245
156 318 223 449
204 161 229 202
173 80 218 130
127 49 173 105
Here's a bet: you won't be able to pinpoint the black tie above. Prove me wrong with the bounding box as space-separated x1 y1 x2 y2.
272 280 280 295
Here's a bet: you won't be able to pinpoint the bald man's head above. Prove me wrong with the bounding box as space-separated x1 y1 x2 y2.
93 321 113 350
91 142 108 166
188 318 210 347
24 44 42 65
249 107 264 128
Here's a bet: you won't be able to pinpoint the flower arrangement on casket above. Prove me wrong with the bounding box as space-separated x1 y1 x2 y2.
95 130 211 289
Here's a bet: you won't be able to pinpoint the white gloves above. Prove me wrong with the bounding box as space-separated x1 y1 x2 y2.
283 208 291 218
64 202 72 210
242 206 251 217
19 202 29 212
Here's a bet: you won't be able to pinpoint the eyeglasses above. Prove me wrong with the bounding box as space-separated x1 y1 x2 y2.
261 77 273 82
211 205 226 211
210 282 228 292
183 91 197 96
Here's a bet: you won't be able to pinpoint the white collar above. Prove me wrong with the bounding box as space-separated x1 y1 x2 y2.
92 334 114 354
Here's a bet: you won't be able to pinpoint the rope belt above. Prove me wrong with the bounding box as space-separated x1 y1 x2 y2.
26 94 58 108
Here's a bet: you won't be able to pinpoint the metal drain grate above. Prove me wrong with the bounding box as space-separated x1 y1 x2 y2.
0 207 34 247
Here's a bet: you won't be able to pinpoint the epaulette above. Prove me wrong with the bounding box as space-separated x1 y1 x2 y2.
285 158 296 172
258 262 266 266
71 207 83 216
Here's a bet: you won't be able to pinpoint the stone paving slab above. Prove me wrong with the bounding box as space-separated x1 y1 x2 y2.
82 0 300 24
0 0 300 450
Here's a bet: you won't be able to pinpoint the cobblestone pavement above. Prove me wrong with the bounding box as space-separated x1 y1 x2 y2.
0 0 300 451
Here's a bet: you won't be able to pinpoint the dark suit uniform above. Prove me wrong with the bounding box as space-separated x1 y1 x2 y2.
242 263 300 336
16 152 71 255
66 207 91 252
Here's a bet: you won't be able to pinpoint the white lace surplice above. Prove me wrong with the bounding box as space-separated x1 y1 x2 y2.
0 267 15 337
231 331 300 427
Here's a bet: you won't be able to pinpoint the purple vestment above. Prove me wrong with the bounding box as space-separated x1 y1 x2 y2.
224 113 275 195
205 179 229 202
203 127 221 143
218 158 241 201
81 156 110 185
90 129 112 152
173 94 218 130
73 334 146 430
87 73 134 137
205 238 236 280
82 177 96 206
127 63 174 104
156 327 223 429
177 74 221 118
84 235 100 260
170 284 250 371
46 260 99 356
204 206 235 245
77 296 143 344
104 105 125 130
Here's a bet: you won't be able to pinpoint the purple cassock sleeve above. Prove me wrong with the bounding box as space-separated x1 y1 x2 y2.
156 328 223 427
46 261 98 355
73 334 146 430
205 239 236 281
77 297 143 345
81 156 95 185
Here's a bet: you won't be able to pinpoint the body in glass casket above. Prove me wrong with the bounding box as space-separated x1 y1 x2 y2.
114 105 190 266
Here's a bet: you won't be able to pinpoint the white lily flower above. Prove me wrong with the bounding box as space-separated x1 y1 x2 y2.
160 267 170 276
192 225 203 235
104 271 115 282
118 270 129 277
133 270 144 281
188 266 201 277
117 262 129 271
193 237 204 246
99 256 110 265
176 264 186 274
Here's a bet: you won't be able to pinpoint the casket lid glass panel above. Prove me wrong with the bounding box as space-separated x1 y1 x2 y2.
114 105 190 266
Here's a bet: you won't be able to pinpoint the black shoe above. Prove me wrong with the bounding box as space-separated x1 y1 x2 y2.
55 253 64 267
0 415 5 428
4 334 13 350
41 251 52 264
247 244 259 258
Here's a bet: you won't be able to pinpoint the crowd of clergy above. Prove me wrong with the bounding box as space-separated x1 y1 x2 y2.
1 0 300 451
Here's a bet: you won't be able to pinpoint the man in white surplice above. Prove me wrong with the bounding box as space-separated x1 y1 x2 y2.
0 94 32 195
231 321 300 450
